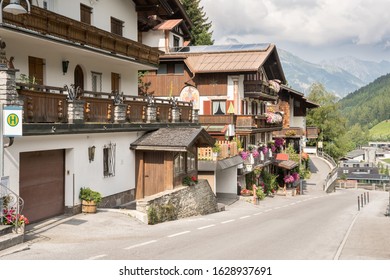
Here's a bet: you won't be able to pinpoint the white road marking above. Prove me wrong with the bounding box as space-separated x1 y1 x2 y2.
221 219 235 224
198 224 216 230
168 231 191 238
124 240 157 250
274 207 281 210
265 209 272 212
240 215 251 219
254 212 263 216
290 203 296 206
86 254 107 260
334 213 360 260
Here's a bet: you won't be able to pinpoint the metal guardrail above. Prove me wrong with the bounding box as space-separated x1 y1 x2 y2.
317 151 338 193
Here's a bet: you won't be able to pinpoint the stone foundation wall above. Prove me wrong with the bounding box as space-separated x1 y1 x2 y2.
137 180 219 221
65 189 135 215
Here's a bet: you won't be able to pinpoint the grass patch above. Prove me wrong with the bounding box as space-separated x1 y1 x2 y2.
370 120 390 140
383 158 390 164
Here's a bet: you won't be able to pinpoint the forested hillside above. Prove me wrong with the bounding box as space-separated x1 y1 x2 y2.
339 73 390 128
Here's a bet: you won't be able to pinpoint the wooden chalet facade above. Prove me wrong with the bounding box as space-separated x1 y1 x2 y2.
0 0 204 226
273 85 319 152
140 44 286 150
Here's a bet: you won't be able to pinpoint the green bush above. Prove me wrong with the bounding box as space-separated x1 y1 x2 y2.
79 187 102 203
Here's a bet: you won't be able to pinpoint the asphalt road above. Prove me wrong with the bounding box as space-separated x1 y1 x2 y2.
1 188 388 260
1 156 389 260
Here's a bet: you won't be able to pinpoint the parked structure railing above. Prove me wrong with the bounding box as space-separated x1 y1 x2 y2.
17 84 195 124
0 183 24 233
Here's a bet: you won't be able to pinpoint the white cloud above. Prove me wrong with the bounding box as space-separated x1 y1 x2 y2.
201 0 390 61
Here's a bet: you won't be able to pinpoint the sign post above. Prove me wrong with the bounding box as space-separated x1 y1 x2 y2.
1 105 23 176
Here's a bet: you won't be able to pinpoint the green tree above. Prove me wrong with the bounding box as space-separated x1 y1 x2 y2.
181 0 214 45
306 83 352 160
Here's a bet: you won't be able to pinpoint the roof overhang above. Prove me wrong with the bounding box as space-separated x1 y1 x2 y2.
130 127 215 151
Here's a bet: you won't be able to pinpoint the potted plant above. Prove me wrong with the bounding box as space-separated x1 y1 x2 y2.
79 187 102 213
212 143 221 160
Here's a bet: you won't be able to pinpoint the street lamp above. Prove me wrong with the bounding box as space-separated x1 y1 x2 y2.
0 0 30 22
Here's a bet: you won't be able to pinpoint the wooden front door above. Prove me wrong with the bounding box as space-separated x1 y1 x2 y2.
19 150 65 223
74 65 84 90
143 152 165 197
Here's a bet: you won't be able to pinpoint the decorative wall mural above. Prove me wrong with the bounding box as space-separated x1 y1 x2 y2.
180 86 200 109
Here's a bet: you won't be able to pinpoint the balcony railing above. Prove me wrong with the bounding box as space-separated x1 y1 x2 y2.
17 83 194 124
243 79 277 101
2 2 160 66
199 114 283 132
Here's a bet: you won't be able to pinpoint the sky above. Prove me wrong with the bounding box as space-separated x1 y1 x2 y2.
201 0 390 63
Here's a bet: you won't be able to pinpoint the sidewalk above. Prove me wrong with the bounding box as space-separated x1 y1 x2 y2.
337 191 390 260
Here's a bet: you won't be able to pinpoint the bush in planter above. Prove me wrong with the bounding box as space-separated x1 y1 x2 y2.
79 187 102 203
79 187 102 213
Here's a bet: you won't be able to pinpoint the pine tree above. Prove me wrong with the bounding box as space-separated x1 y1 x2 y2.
181 0 214 45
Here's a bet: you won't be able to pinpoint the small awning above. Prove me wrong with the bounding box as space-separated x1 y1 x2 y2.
198 156 243 171
273 160 298 170
275 153 289 161
130 127 215 152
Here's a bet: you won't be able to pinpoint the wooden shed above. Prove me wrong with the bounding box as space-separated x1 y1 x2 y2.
130 127 215 199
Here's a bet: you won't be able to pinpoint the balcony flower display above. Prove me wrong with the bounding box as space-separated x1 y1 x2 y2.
274 138 285 152
268 142 276 153
261 146 268 155
292 172 300 182
284 175 295 184
265 112 282 124
240 151 249 161
252 149 259 158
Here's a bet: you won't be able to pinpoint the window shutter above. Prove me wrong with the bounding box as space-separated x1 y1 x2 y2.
203 100 211 115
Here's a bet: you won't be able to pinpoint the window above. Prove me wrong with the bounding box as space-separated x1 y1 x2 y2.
111 72 120 93
212 100 226 115
91 72 102 92
173 35 180 49
174 63 184 74
157 64 167 75
187 153 196 171
174 153 185 174
343 170 349 174
80 4 92 24
111 17 124 36
103 143 116 177
28 56 44 85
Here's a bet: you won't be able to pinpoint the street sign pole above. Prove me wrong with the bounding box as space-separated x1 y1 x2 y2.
0 104 3 177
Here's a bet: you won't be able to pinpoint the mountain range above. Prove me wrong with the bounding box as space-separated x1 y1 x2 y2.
278 49 390 98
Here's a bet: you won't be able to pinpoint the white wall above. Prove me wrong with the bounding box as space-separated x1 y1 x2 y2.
5 131 141 208
36 0 138 41
216 167 238 194
142 30 166 51
5 33 141 94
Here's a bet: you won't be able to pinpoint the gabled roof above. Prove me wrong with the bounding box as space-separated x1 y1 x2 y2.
185 51 269 73
280 85 320 108
130 127 215 152
163 43 287 83
153 19 183 30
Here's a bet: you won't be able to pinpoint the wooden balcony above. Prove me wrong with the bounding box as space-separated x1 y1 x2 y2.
243 80 278 101
199 114 283 134
17 84 193 124
2 1 160 66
